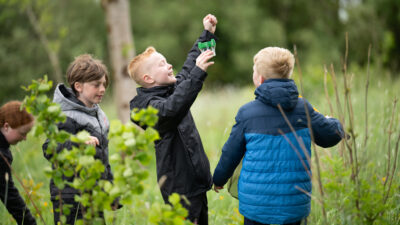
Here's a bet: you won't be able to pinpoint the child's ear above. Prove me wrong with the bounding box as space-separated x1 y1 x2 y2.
143 74 155 84
74 82 83 93
2 122 10 132
259 76 265 84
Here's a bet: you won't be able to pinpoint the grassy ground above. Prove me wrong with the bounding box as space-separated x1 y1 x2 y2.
1 72 400 224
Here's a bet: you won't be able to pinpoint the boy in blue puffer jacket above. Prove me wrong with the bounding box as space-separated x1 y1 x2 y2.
213 47 344 225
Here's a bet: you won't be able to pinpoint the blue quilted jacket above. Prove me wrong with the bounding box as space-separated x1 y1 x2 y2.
213 79 343 224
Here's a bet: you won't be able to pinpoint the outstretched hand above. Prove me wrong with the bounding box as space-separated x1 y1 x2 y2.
203 14 217 34
196 50 215 72
85 136 99 146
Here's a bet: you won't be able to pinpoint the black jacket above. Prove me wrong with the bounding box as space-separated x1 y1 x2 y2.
0 132 37 225
43 84 113 200
129 30 216 200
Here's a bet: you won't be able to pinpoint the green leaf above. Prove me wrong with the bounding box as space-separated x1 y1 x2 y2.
73 131 91 143
169 193 181 206
38 83 51 92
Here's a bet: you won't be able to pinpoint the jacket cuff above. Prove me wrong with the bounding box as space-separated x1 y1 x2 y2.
190 66 208 82
200 30 219 42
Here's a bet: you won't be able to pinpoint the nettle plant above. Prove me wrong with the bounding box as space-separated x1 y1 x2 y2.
22 76 193 225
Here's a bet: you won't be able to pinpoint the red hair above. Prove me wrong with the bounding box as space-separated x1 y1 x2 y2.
0 101 34 129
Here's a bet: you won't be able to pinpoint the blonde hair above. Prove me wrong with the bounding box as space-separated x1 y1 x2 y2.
253 47 295 79
66 54 109 95
128 47 156 86
0 101 34 129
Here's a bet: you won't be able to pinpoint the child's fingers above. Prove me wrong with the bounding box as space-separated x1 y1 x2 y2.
205 61 214 67
203 14 217 25
203 14 211 23
198 55 214 66
209 15 217 25
197 50 214 61
87 136 100 146
202 51 215 61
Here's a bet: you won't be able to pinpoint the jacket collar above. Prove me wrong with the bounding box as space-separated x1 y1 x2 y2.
255 79 299 110
131 85 175 109
136 85 175 97
0 131 10 149
54 84 99 117
0 131 12 163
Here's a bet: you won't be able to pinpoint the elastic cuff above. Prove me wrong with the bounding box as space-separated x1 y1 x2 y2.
200 30 219 42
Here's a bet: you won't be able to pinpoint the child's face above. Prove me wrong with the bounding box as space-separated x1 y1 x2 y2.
75 76 107 108
146 52 176 86
2 121 34 145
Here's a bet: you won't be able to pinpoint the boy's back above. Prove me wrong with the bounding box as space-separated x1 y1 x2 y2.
213 47 344 225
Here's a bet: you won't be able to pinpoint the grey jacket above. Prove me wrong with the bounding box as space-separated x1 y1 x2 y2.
43 84 112 199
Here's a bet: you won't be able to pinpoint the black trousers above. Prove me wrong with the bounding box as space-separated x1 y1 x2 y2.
180 192 208 225
244 217 303 225
52 198 104 225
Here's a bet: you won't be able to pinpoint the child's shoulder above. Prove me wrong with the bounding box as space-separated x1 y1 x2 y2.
236 100 265 119
296 96 315 112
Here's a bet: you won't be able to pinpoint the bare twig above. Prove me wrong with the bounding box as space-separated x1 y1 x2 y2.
276 105 311 164
323 65 335 116
293 46 327 223
342 33 361 214
384 131 400 203
363 45 372 149
343 33 359 178
278 129 312 178
26 4 63 83
384 98 398 187
329 65 348 162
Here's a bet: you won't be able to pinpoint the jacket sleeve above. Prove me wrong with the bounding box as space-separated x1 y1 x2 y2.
42 117 78 160
306 100 344 148
213 112 246 187
150 66 208 134
175 30 218 83
0 156 37 225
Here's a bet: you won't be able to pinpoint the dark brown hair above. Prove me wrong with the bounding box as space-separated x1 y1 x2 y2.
66 54 109 94
0 101 34 128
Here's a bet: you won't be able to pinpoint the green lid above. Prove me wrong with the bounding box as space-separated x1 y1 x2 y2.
198 39 216 50
198 42 207 49
210 39 216 47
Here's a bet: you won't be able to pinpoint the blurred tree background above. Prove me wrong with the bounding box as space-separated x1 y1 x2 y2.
0 0 399 103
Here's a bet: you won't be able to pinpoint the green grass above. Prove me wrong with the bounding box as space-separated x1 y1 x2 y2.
1 72 400 224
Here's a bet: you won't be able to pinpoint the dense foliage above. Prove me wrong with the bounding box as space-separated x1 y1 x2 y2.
0 0 399 102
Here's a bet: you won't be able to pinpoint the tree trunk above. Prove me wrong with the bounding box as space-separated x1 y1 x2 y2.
102 0 136 123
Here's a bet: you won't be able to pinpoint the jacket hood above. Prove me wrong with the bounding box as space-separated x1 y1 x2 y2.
130 85 175 110
53 84 99 117
255 79 299 110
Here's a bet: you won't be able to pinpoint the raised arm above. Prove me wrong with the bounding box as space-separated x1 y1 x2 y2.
175 14 218 83
150 50 215 133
